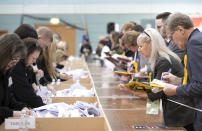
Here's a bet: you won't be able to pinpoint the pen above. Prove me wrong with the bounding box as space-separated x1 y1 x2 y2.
161 68 171 80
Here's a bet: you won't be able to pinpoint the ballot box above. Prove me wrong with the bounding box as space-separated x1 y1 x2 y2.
0 97 112 131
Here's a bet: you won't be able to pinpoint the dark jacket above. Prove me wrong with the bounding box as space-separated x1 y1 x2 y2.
125 50 134 58
176 29 202 131
0 70 26 125
167 40 186 61
147 56 194 127
80 44 92 56
10 60 45 108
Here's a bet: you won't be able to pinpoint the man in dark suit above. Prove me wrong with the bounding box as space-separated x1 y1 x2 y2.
163 12 202 131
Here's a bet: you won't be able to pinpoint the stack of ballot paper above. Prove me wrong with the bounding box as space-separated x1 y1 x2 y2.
68 69 89 79
68 56 79 61
37 83 95 97
36 86 50 97
56 68 89 79
32 101 100 118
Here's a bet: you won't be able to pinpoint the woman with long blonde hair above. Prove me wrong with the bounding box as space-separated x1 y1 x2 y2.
137 28 194 130
43 38 71 81
137 28 181 75
43 38 57 80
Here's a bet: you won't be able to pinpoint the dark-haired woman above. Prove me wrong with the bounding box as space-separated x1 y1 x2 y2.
0 34 30 125
11 38 45 108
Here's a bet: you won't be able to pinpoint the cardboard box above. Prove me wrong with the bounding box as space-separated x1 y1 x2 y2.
0 58 113 131
0 117 110 131
52 97 98 104
61 78 91 85
53 82 93 91
0 97 112 131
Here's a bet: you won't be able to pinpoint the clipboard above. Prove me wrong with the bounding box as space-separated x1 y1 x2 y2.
114 79 165 91
114 81 152 90
106 57 127 70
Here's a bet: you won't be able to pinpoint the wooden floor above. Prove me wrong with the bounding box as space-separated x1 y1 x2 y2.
88 62 185 131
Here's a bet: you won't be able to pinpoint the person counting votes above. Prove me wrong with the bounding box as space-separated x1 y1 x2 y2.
120 28 194 130
14 24 38 40
138 28 194 130
120 31 149 78
121 31 141 74
55 49 68 70
36 27 71 82
162 13 202 131
98 39 110 67
156 12 185 61
121 22 136 34
0 34 32 125
109 31 123 55
14 24 50 85
36 26 55 84
10 38 45 108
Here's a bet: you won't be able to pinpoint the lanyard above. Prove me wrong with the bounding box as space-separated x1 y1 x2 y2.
183 55 188 85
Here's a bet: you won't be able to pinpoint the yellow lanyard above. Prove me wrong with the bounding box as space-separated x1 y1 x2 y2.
149 72 152 82
133 61 138 73
122 52 125 56
183 55 188 85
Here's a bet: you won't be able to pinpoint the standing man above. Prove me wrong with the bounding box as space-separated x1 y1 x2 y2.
156 12 185 61
163 13 202 131
80 38 92 62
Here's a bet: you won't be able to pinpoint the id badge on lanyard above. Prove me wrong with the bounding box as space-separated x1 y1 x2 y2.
8 77 13 87
146 98 159 115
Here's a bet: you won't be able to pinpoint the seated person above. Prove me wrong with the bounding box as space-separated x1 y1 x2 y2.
0 34 31 125
11 38 45 108
55 50 68 70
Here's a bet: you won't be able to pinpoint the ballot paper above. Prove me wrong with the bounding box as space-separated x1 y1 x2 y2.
68 56 79 61
66 69 89 79
32 101 100 118
56 66 89 79
56 81 95 97
36 86 49 97
37 82 95 97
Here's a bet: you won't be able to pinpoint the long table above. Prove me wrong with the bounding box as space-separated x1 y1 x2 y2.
88 62 185 131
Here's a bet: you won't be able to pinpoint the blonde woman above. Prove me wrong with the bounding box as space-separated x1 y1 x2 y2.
44 38 71 81
55 49 68 70
137 28 194 130
43 38 57 81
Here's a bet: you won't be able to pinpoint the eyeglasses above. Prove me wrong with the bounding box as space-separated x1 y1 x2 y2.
169 30 177 41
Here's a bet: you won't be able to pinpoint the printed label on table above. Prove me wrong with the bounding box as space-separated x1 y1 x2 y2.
5 117 35 129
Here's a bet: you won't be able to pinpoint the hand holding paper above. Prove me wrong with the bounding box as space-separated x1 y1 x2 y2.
163 83 177 96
